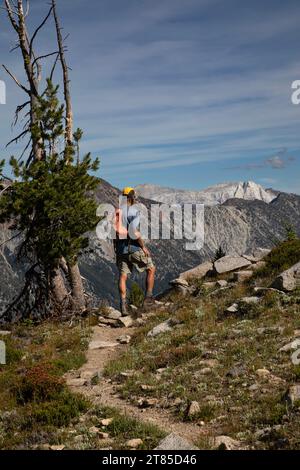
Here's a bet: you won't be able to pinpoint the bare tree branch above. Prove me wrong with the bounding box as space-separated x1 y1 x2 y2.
32 50 60 67
4 0 19 33
29 5 53 57
6 129 28 147
2 64 30 94
52 0 73 155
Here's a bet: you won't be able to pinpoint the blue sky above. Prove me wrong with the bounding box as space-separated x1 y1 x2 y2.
0 0 300 193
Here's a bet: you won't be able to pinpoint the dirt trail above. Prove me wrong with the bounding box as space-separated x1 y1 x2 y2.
65 324 206 444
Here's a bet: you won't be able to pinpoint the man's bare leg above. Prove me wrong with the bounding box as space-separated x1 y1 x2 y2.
119 273 128 315
146 266 156 297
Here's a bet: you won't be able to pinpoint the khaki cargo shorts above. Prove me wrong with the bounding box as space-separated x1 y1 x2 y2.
117 250 155 276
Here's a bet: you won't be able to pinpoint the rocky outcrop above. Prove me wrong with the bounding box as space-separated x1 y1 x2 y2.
214 256 252 274
179 261 213 281
271 262 300 292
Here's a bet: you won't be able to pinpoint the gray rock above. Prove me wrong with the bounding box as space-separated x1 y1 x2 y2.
233 270 253 282
226 366 245 378
242 254 259 263
225 303 239 314
279 338 300 353
0 330 11 336
252 248 271 260
239 296 260 305
179 261 213 281
67 378 88 387
202 281 217 289
117 334 131 344
155 433 199 450
271 261 300 292
249 261 267 271
147 319 173 338
104 307 122 320
216 279 228 287
98 317 119 327
213 435 243 450
169 278 189 287
214 256 252 274
187 401 201 418
286 384 300 405
126 438 143 449
89 340 119 350
118 316 134 328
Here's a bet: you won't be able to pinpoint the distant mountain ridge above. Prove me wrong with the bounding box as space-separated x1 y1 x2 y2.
135 181 278 205
1 178 300 316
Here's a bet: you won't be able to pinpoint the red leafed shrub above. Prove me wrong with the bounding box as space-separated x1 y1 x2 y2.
15 363 64 404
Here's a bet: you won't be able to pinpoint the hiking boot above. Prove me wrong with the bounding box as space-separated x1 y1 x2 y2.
120 300 128 317
143 295 156 310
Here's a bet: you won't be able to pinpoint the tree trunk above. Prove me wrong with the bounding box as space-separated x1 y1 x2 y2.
68 262 86 311
52 0 86 311
51 267 69 305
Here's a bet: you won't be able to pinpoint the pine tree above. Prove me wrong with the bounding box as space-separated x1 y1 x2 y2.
213 246 226 262
0 80 100 320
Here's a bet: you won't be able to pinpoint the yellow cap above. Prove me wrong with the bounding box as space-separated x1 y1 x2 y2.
122 187 135 196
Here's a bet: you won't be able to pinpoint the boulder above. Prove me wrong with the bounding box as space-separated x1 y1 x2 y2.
179 261 213 281
279 338 300 353
253 248 271 260
271 261 300 292
155 433 198 450
147 319 173 338
118 316 134 328
232 271 253 282
103 307 122 320
214 256 251 274
216 279 228 287
213 435 242 450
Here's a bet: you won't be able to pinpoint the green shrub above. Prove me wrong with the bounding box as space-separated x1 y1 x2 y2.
129 282 144 308
24 391 89 428
254 239 300 280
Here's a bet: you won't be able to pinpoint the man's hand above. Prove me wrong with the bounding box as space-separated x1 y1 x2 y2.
142 246 151 257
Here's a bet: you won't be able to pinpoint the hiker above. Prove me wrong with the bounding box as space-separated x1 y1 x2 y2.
114 187 156 316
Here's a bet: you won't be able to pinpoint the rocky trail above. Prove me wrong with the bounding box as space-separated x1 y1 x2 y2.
63 245 300 450
65 321 205 446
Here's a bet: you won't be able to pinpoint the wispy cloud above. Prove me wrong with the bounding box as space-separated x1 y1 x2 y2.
0 0 300 193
